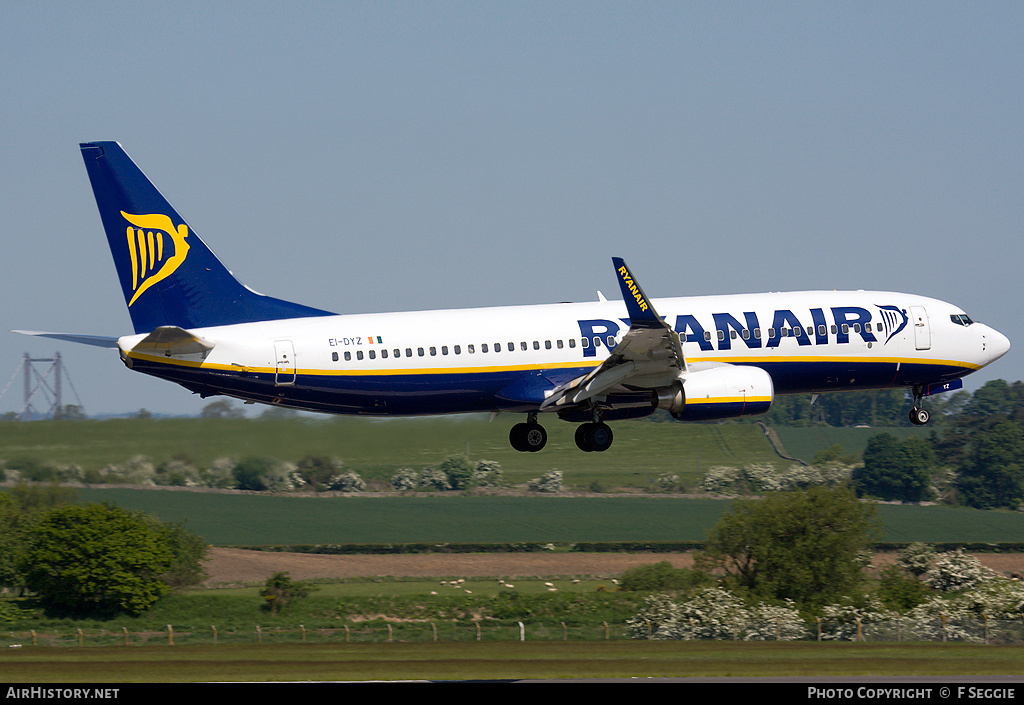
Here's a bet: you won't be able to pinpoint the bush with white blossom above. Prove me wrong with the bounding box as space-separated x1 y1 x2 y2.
896 542 936 577
328 470 365 492
528 470 563 493
702 463 852 495
390 468 419 491
923 549 999 592
626 588 806 641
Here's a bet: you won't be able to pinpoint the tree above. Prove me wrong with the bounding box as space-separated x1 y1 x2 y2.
853 433 934 502
0 485 79 593
619 560 713 592
955 420 1024 509
148 519 209 588
695 487 879 610
259 571 312 613
20 503 176 616
438 455 474 490
200 399 244 419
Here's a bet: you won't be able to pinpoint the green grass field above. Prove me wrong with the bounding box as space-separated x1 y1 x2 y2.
73 488 1024 545
2 641 1022 682
0 415 797 488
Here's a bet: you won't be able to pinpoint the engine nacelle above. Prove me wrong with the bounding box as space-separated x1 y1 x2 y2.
654 365 774 421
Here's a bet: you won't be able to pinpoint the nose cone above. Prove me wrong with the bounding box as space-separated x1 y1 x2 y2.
983 326 1011 364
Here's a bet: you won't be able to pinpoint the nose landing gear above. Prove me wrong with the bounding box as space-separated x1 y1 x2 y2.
909 386 931 426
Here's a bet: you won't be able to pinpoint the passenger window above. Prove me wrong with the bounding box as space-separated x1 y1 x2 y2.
468 344 475 354
533 341 540 350
818 325 827 336
357 351 364 360
405 348 412 357
495 343 501 352
369 350 376 359
482 343 489 353
332 352 339 362
441 346 448 355
568 339 576 348
521 341 528 351
454 345 461 354
582 338 590 349
418 347 425 356
430 347 437 356
380 349 388 359
545 340 552 349
556 340 563 349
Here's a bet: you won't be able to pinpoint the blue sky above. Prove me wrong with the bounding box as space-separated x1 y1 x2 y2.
1 2 1021 417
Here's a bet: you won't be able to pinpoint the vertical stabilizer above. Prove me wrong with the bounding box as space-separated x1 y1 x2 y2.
80 142 334 333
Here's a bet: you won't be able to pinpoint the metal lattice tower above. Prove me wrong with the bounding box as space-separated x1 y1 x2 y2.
0 353 84 420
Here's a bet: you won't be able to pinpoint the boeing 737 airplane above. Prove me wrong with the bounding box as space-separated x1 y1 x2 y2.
15 142 1011 452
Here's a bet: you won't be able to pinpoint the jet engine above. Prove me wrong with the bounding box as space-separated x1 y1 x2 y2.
654 364 774 421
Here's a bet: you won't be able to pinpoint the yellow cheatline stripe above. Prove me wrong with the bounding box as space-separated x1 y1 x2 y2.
126 350 979 378
125 351 596 377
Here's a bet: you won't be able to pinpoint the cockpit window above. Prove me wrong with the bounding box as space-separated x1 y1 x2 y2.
950 314 974 326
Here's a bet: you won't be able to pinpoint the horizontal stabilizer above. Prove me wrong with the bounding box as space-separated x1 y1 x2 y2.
127 326 215 361
12 330 120 348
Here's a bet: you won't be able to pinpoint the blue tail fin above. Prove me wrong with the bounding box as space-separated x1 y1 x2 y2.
80 142 334 334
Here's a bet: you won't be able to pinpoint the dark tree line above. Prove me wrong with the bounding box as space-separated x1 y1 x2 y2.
852 380 1024 510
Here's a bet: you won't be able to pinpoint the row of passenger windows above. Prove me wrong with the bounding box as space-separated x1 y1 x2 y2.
329 322 884 362
332 337 615 362
703 322 881 342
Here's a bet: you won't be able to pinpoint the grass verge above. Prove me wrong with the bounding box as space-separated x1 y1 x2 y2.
2 641 1022 682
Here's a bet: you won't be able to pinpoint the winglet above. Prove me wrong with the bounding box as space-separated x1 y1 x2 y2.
611 257 662 327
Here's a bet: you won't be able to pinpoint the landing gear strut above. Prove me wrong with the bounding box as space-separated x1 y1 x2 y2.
909 386 930 426
510 413 547 452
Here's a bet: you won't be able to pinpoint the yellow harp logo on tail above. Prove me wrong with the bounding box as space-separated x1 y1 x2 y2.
121 211 190 306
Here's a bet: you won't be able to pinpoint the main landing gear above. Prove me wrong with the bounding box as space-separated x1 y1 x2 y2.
909 386 931 426
509 415 548 453
508 412 615 453
575 421 613 452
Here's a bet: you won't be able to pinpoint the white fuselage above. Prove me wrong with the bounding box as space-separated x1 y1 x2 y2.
117 289 1009 418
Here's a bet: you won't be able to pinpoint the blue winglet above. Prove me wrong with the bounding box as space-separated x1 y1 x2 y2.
611 257 662 328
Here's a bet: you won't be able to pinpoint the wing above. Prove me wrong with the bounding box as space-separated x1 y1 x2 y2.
541 258 685 411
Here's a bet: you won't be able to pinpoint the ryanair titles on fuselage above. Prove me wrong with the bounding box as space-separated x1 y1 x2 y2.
578 303 909 357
